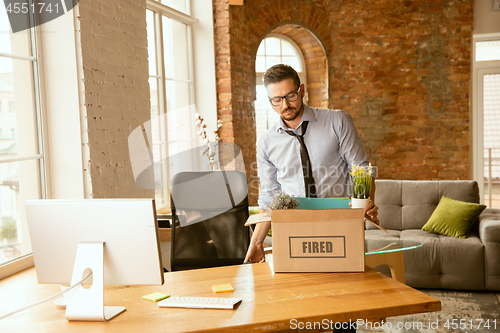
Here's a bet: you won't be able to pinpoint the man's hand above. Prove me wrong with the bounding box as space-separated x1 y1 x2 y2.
365 199 379 225
349 199 380 225
244 241 265 263
244 216 270 263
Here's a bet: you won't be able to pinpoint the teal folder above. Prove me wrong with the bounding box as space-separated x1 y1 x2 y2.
295 197 350 209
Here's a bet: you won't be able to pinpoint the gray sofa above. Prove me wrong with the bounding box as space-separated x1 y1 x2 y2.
366 180 500 291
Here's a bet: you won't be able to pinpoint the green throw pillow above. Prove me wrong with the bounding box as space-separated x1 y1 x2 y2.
422 196 486 239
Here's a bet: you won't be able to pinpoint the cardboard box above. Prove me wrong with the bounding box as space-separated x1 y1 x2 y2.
271 208 365 273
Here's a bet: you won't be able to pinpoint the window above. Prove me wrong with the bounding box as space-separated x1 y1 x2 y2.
255 35 306 140
472 35 500 208
0 2 45 271
476 40 500 62
146 0 197 208
256 37 303 73
482 73 500 208
158 0 190 14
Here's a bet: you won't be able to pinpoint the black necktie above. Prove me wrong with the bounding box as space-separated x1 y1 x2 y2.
285 121 317 198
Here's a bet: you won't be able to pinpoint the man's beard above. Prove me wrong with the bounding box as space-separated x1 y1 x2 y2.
280 104 302 121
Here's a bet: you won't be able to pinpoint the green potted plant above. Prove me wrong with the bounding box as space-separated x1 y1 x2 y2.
349 164 373 209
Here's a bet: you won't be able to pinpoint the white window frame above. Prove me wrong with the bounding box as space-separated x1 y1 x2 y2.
0 0 47 279
472 32 500 205
0 0 86 279
146 0 197 209
146 0 218 210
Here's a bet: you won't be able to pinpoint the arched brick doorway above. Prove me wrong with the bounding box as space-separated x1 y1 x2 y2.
264 24 328 109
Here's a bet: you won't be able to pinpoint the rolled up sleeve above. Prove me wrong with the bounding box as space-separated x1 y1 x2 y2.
257 139 281 211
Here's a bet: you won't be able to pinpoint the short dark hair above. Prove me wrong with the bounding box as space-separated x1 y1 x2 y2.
262 64 301 88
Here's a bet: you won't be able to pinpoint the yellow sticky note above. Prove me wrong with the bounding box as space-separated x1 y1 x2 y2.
142 292 170 302
212 283 234 293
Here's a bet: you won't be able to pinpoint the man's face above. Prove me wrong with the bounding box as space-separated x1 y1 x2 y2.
266 78 303 123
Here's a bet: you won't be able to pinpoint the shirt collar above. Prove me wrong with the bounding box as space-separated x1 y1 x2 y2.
276 104 317 134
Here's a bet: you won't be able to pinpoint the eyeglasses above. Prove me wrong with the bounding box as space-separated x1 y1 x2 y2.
269 87 301 106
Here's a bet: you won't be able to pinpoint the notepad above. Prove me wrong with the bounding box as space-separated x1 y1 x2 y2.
212 283 234 293
245 213 271 226
143 292 170 302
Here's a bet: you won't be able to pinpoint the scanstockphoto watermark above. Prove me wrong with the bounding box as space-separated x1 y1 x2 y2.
289 319 358 331
289 318 499 331
3 0 79 33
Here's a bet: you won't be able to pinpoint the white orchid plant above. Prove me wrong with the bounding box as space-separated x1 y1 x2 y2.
194 113 223 171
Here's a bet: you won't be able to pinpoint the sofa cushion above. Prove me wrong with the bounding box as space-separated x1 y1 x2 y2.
372 180 481 231
438 180 481 204
370 180 402 230
401 229 485 290
422 196 486 238
402 181 440 230
365 228 485 290
364 229 401 240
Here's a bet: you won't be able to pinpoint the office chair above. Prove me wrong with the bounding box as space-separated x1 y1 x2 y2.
168 170 250 271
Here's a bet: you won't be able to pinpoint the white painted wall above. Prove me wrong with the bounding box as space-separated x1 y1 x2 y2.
39 8 85 199
76 0 153 199
474 0 500 35
192 0 218 141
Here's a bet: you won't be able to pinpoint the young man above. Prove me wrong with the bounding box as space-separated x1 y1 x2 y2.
245 64 378 264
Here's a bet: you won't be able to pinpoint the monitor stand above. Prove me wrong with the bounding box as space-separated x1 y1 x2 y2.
65 241 126 321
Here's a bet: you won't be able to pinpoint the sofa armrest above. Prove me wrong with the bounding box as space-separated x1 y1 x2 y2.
479 209 500 243
479 208 500 291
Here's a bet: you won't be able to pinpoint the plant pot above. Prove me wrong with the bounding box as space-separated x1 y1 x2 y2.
351 197 370 209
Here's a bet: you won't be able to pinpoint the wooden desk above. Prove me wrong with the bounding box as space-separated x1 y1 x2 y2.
0 263 440 332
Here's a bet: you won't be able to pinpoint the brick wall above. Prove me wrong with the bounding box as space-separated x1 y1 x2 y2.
214 0 473 204
77 0 153 198
214 0 260 205
329 0 472 180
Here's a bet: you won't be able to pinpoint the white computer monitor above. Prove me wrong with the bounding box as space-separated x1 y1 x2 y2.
25 199 164 321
